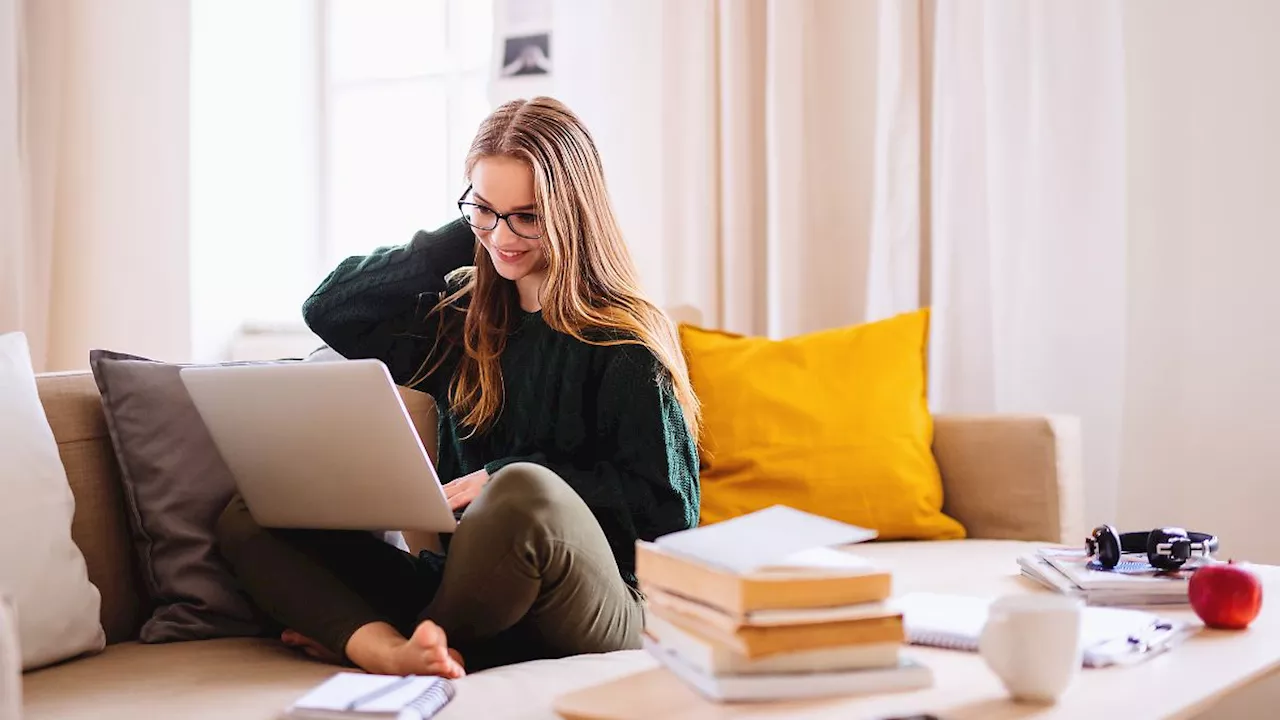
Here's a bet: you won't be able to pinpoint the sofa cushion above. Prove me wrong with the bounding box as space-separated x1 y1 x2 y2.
23 540 1044 719
0 333 106 670
22 639 334 720
852 539 1047 595
680 310 965 540
21 638 653 720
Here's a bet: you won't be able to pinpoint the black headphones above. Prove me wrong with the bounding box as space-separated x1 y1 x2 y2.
1086 525 1219 571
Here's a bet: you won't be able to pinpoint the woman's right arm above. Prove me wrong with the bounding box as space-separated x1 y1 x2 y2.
302 219 475 390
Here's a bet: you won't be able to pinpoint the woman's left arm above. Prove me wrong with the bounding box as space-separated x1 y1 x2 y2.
484 346 700 573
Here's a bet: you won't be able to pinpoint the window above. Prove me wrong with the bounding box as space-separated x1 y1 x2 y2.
190 0 494 361
322 0 494 266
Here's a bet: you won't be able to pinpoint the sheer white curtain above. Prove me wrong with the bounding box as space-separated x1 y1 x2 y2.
927 1 1128 523
1 0 18 345
2 0 190 372
0 0 66 373
551 0 1128 523
0 0 32 359
552 0 926 338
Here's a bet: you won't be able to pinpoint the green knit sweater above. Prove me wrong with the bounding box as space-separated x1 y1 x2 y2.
301 219 700 585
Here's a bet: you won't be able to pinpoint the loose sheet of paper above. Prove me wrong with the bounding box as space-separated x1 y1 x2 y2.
763 545 881 572
291 672 445 713
896 592 1178 662
654 505 877 573
292 673 401 710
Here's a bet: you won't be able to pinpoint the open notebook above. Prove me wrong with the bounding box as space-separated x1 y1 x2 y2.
895 593 1195 668
284 673 455 719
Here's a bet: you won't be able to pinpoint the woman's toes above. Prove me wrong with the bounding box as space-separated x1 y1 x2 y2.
400 621 465 678
410 620 446 651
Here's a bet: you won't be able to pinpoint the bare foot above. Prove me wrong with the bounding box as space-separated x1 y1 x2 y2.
344 620 466 679
397 621 466 678
281 629 343 665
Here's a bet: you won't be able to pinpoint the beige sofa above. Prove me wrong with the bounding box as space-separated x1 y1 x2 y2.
22 370 1084 720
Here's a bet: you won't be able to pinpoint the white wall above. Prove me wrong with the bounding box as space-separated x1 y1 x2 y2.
1119 0 1280 562
548 0 670 302
484 2 674 305
45 0 191 370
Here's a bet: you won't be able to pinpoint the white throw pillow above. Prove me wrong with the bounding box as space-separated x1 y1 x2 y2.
0 332 105 669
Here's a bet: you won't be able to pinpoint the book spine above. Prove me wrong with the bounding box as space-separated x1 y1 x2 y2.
636 542 893 616
634 543 745 614
740 572 892 612
736 614 906 658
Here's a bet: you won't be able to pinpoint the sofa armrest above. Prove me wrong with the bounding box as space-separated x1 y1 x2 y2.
398 387 444 555
932 414 1084 544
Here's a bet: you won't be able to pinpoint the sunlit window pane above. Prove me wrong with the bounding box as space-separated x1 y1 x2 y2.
328 0 448 82
189 0 494 349
327 80 453 262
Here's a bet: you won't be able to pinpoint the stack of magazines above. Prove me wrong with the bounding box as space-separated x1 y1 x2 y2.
1018 548 1194 606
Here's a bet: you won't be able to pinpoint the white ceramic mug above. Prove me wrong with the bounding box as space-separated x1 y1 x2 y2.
0 593 19 720
979 594 1083 703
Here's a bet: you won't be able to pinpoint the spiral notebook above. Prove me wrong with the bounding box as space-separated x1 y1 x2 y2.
896 592 1193 668
284 672 455 719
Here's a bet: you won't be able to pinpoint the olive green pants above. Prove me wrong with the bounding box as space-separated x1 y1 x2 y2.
216 463 644 671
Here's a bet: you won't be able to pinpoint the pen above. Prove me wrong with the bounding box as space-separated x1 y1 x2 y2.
1126 621 1175 653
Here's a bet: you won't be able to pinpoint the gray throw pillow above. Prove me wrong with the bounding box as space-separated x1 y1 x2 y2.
89 350 268 642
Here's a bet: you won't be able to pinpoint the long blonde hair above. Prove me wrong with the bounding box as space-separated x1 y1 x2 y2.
417 97 700 439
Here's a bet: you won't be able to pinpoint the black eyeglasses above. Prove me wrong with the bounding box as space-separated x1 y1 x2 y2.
457 186 544 240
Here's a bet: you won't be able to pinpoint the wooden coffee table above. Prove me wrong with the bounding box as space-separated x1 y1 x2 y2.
555 558 1280 720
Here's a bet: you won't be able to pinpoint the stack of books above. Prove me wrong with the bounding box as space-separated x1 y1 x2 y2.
634 506 933 702
1018 548 1193 606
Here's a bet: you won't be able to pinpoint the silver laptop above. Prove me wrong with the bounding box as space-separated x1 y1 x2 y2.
180 359 457 533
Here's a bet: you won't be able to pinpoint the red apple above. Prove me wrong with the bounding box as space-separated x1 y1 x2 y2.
1189 560 1263 629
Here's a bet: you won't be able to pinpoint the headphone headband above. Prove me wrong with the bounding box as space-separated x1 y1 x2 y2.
1117 530 1218 555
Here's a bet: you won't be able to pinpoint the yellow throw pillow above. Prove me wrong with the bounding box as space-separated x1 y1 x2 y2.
680 309 965 540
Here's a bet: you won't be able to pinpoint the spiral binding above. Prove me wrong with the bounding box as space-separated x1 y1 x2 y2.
909 630 976 652
402 679 456 719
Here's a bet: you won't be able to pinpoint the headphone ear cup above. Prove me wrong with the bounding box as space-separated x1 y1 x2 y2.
1148 527 1190 570
1094 525 1122 569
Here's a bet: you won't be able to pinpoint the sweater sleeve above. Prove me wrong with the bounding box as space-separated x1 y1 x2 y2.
301 219 475 394
484 345 700 580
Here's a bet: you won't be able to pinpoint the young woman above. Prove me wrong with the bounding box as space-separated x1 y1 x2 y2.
215 97 701 678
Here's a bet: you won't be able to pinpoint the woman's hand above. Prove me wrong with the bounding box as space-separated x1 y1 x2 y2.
443 468 490 511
